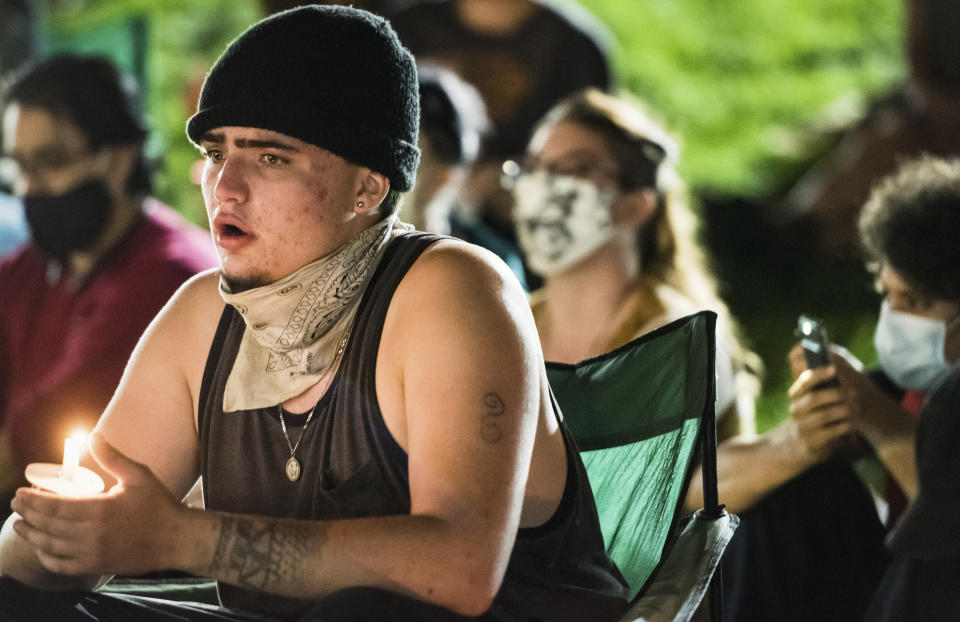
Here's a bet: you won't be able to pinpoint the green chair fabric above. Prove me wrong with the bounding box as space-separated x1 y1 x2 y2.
546 311 729 607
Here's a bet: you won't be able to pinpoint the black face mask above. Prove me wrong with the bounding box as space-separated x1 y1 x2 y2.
23 178 113 262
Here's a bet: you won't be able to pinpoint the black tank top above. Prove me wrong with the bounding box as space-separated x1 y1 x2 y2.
198 233 629 620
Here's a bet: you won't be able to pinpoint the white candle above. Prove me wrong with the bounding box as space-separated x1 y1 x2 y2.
61 434 84 481
25 430 103 496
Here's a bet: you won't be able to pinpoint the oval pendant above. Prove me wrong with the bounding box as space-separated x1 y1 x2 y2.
285 456 301 482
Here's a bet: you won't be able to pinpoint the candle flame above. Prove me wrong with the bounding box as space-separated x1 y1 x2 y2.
61 432 87 482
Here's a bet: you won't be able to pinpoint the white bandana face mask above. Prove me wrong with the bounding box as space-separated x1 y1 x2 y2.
219 216 412 411
874 299 959 390
512 171 616 276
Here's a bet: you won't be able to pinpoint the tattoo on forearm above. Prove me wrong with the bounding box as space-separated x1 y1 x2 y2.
480 392 505 444
210 516 325 592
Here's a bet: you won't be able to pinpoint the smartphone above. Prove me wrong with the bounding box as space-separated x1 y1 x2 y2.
797 314 839 388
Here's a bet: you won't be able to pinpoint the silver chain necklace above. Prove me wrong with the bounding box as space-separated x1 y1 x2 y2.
278 330 350 482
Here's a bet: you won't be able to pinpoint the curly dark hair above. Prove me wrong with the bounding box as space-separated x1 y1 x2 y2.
859 155 960 303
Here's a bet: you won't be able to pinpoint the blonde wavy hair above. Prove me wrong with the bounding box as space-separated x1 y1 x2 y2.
534 88 763 429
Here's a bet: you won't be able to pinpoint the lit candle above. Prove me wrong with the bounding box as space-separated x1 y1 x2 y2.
61 433 84 481
24 431 104 497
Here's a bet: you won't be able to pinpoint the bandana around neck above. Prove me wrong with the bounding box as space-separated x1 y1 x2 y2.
219 216 411 411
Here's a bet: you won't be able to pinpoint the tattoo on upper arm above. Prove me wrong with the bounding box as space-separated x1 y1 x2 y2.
210 515 325 593
480 392 506 444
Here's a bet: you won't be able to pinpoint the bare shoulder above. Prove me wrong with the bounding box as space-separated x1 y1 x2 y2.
93 269 224 495
376 238 565 529
145 269 223 341
129 267 225 396
164 268 225 321
380 237 542 396
396 238 529 315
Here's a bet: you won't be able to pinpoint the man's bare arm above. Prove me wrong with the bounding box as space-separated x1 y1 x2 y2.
0 269 220 589
7 245 546 615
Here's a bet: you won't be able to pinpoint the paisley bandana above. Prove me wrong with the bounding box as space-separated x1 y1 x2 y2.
220 216 412 411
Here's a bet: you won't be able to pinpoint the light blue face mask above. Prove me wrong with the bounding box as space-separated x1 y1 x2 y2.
874 300 960 391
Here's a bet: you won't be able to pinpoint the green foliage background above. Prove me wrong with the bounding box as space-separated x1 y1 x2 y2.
44 0 906 213
577 0 904 196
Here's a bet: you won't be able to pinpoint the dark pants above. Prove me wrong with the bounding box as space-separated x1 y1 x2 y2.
721 459 890 622
0 578 472 622
0 577 277 622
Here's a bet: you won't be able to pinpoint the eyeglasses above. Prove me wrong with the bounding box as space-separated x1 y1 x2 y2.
0 148 93 187
500 156 621 190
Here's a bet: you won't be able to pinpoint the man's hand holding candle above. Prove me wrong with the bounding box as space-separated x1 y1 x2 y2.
10 432 191 577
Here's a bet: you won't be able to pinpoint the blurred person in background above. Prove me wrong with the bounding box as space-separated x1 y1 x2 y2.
401 63 527 288
0 54 217 509
391 0 613 287
400 64 486 234
506 88 762 503
783 0 960 254
0 0 35 257
812 155 959 621
0 192 26 257
720 156 960 621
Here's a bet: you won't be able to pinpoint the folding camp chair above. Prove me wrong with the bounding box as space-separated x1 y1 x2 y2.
546 311 739 622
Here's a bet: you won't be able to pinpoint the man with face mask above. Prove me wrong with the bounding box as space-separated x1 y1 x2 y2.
789 156 960 510
788 156 960 621
399 64 527 289
716 156 960 622
852 156 960 620
0 55 217 507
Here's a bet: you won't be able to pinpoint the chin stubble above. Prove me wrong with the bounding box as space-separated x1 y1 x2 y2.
220 270 270 293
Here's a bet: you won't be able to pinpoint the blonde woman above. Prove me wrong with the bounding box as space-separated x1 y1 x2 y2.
507 88 761 511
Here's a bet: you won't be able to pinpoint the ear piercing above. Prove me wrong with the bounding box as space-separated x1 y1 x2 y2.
357 201 364 208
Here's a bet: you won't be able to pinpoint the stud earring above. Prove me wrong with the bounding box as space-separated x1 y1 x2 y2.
357 201 364 209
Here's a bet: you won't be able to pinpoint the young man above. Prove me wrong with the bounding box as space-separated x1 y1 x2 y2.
0 55 216 507
824 156 960 620
0 7 628 621
721 156 960 622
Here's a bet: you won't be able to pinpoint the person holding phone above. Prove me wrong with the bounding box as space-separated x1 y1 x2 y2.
791 156 960 505
721 156 960 622
803 156 960 620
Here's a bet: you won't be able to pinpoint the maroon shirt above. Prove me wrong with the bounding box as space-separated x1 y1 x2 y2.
0 200 217 483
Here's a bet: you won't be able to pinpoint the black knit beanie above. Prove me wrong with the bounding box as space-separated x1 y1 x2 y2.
186 5 420 191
